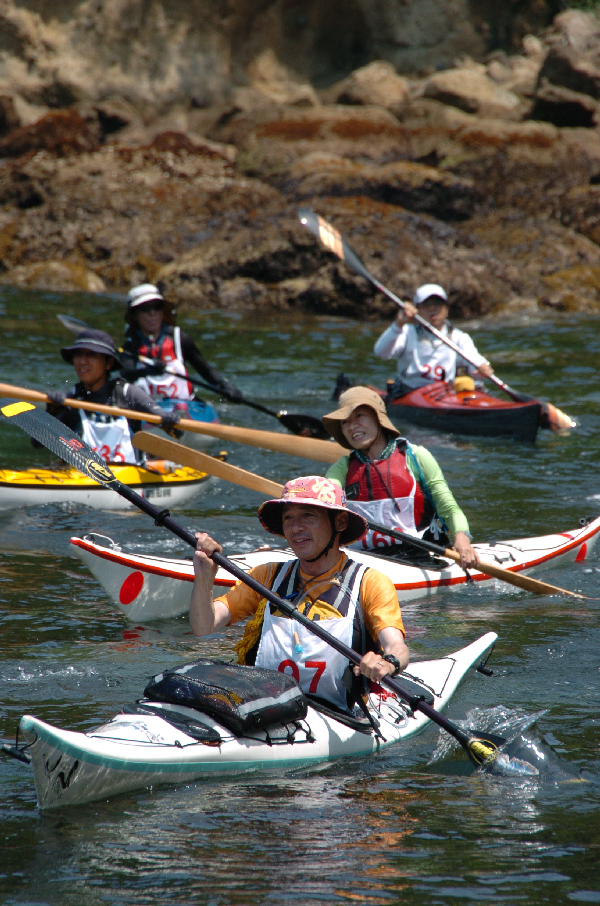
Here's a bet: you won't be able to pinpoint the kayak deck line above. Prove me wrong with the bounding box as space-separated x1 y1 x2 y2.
69 516 600 622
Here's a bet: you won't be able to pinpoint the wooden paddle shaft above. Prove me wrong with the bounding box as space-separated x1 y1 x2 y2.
132 432 584 599
133 432 284 497
439 547 582 598
0 382 344 463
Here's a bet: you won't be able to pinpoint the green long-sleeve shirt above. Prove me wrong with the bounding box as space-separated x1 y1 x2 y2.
325 441 470 540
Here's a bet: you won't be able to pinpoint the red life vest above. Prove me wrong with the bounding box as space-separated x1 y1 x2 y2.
137 327 193 400
345 443 431 550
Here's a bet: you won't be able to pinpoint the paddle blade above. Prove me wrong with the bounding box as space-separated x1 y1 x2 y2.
276 411 331 440
0 399 117 488
57 313 91 335
493 378 576 432
466 732 506 766
298 209 373 284
540 402 577 433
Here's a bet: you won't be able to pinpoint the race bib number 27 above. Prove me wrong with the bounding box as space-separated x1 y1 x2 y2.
278 659 326 693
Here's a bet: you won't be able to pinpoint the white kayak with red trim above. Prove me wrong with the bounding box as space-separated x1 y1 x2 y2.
70 517 600 622
15 632 497 808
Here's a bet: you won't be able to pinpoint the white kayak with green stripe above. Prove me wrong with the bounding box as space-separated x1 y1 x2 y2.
14 632 497 809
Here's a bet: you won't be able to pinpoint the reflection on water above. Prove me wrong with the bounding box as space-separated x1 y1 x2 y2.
1 286 600 904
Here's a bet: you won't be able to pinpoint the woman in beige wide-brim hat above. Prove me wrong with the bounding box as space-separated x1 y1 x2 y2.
322 386 479 569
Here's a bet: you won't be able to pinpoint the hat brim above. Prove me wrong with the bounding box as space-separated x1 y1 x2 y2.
415 295 447 306
257 498 367 546
322 402 399 449
61 344 122 369
129 293 165 308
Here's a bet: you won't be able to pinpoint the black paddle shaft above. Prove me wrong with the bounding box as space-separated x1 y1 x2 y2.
104 483 481 747
367 520 448 558
0 398 501 763
58 314 329 439
177 375 330 439
175 371 330 440
174 376 330 440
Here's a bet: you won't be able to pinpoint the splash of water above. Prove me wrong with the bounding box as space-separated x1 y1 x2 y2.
429 706 583 781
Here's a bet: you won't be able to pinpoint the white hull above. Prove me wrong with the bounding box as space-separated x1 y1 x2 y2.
19 632 497 808
0 480 207 511
70 517 600 621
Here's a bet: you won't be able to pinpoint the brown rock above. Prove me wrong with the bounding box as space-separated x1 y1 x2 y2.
283 153 480 220
246 50 320 108
395 99 600 218
326 61 410 112
209 104 413 180
539 11 600 100
538 45 600 101
459 208 600 312
0 95 20 136
560 185 600 246
530 79 600 128
548 10 600 55
0 110 100 158
423 68 524 119
486 55 541 96
0 133 280 290
0 260 106 293
93 97 144 138
155 196 523 319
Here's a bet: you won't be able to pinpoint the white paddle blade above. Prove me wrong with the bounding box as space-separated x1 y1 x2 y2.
298 209 373 283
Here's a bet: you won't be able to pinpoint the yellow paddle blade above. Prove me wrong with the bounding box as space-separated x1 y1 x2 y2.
1 401 36 417
468 737 500 765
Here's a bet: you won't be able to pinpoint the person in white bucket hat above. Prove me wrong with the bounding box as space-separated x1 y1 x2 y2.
374 283 493 399
120 283 243 405
189 476 409 712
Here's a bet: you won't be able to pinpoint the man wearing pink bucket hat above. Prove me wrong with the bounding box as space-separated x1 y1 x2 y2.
190 476 409 713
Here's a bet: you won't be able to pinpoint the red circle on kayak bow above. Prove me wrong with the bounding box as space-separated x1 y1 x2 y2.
119 571 144 605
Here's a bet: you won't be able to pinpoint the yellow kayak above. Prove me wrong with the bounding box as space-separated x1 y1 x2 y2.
0 458 219 511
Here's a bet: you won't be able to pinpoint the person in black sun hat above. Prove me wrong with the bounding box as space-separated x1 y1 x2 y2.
41 328 182 464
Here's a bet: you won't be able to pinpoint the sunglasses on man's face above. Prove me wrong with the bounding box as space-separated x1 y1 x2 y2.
138 302 164 313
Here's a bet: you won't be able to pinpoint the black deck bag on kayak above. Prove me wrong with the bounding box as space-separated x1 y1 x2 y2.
143 660 308 737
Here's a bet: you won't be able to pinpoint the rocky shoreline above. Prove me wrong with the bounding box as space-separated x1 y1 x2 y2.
1 8 600 319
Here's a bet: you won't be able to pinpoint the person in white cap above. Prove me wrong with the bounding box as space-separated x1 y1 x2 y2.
120 283 243 405
190 476 409 711
374 284 493 398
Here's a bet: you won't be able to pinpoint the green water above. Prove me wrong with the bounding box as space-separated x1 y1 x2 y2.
0 285 599 905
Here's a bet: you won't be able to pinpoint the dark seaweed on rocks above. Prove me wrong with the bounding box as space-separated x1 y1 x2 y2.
0 4 599 316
